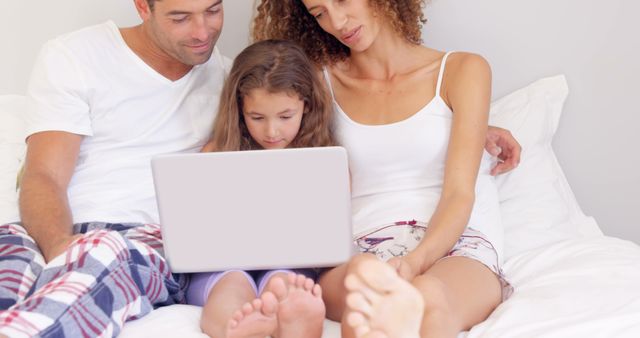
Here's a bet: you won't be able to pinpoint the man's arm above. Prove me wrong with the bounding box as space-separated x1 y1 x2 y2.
19 131 83 262
486 125 521 175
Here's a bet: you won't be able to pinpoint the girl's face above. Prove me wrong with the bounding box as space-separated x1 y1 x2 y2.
302 0 380 52
242 88 305 149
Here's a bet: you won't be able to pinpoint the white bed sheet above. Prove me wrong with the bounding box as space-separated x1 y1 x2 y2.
467 235 640 337
120 234 640 338
119 304 341 338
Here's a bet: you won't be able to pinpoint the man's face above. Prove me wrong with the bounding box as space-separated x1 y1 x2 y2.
142 0 223 66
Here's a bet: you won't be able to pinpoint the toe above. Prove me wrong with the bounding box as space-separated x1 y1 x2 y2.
303 277 315 291
353 323 371 338
231 309 244 322
295 274 306 288
346 292 373 316
346 311 367 327
357 260 401 293
260 291 279 315
312 283 322 298
346 274 380 304
270 276 288 301
241 302 254 315
251 298 263 310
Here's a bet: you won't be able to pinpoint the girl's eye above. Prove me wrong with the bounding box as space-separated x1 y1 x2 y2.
280 115 293 120
250 116 264 121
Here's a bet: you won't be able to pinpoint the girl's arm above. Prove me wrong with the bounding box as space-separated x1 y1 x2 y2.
399 53 492 276
201 140 216 152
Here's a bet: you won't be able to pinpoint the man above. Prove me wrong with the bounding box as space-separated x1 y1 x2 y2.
0 0 227 336
0 0 520 337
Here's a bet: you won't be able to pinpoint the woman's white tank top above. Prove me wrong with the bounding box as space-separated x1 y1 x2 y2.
323 52 504 260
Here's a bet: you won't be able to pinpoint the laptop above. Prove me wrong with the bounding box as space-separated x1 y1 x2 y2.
151 146 353 273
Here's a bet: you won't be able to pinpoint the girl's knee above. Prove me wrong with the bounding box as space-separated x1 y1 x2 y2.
218 270 255 288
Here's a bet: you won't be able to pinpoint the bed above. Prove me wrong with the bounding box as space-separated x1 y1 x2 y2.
2 0 640 337
3 76 639 338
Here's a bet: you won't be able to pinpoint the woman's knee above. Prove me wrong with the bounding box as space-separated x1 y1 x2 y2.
411 275 455 316
412 274 468 333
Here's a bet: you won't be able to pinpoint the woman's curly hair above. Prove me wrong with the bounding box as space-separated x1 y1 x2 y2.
253 0 427 65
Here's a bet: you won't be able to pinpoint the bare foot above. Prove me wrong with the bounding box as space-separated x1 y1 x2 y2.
344 259 424 338
226 292 278 338
269 273 325 338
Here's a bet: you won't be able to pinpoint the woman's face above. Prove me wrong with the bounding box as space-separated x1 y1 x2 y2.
302 0 380 52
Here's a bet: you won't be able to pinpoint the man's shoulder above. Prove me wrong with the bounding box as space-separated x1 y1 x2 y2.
48 21 117 52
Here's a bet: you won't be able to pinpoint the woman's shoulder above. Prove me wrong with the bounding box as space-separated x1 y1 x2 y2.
440 51 492 107
443 51 491 79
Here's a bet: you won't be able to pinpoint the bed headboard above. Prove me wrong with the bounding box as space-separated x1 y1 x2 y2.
1 0 638 243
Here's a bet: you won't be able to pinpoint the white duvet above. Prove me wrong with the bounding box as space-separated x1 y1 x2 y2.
120 235 640 338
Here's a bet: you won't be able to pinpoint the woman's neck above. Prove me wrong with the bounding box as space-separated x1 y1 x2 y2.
346 26 424 80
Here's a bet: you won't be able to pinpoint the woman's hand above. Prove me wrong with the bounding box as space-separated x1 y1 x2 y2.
387 254 425 281
485 126 521 175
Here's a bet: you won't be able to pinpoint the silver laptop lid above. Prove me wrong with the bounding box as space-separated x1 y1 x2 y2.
151 146 352 273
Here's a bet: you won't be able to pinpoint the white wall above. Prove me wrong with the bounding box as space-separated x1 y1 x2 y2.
2 0 638 243
0 0 255 95
422 0 640 243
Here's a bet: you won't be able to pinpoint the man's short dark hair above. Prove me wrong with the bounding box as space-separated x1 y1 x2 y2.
146 0 158 11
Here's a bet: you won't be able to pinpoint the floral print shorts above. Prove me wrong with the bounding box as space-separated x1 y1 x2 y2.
354 220 513 300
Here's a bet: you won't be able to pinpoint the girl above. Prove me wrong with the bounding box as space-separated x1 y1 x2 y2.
254 1 514 337
188 39 335 338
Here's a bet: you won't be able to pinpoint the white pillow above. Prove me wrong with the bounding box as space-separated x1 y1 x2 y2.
489 75 601 259
0 95 28 224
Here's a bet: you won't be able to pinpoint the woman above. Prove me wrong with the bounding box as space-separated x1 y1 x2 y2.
254 1 516 337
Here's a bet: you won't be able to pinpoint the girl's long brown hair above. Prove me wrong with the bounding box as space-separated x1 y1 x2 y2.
209 39 337 151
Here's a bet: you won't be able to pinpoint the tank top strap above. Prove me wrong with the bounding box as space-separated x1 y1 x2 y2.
435 51 455 98
322 67 337 101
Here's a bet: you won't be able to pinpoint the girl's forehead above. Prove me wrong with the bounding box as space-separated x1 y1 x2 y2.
244 87 302 99
243 88 303 102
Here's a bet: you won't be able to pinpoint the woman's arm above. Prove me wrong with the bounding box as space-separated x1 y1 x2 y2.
398 53 492 277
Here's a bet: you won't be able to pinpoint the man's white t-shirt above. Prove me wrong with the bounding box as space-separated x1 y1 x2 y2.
25 21 230 224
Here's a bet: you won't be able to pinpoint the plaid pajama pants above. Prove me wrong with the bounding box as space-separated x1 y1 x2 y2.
0 222 187 338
